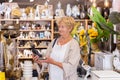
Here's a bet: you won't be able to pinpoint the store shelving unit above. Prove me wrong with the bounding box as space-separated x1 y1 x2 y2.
17 19 54 59
0 18 92 54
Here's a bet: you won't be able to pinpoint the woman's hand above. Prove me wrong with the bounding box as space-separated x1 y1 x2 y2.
32 54 41 64
33 55 63 69
40 56 55 64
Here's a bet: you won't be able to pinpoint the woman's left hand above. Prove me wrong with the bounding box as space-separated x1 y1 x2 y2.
40 56 55 64
41 56 63 69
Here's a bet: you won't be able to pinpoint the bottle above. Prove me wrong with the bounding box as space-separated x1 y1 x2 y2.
80 5 88 19
102 7 110 19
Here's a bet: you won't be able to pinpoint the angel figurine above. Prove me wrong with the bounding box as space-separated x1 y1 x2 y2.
35 5 40 19
66 4 72 17
5 5 11 19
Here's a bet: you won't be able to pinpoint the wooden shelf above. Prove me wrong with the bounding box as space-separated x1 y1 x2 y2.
18 46 48 49
54 31 59 34
19 29 51 32
0 19 53 21
18 57 33 60
17 38 52 40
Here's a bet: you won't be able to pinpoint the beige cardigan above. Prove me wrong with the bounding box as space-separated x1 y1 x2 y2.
46 38 81 80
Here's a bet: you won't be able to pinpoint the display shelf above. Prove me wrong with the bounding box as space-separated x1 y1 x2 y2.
18 57 33 60
0 19 19 21
53 31 59 34
18 46 48 49
17 38 52 40
0 19 53 21
19 29 51 32
14 19 54 60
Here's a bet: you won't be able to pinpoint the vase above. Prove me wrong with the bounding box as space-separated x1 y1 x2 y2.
91 43 100 52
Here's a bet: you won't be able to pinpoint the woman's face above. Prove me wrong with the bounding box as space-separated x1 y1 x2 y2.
58 22 71 37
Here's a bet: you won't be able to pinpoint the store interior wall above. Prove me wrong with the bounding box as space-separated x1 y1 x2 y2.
0 0 112 13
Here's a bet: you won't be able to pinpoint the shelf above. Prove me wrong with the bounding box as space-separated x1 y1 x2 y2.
54 31 59 34
0 19 53 21
17 38 51 40
117 41 120 44
0 19 19 21
18 57 33 60
19 29 51 32
18 46 48 49
75 19 86 22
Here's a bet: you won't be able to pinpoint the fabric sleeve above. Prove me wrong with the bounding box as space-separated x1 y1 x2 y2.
62 40 81 77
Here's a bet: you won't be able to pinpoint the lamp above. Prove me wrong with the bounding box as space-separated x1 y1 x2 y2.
89 0 93 3
8 0 13 2
92 0 97 7
104 0 109 7
30 0 34 2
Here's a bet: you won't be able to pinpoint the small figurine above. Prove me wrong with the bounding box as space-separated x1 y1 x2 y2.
55 1 65 17
113 55 120 70
35 5 40 19
44 30 51 39
41 1 50 18
28 31 35 39
66 4 72 17
21 8 27 19
113 48 120 71
5 5 11 19
18 51 23 58
0 3 5 18
19 32 24 39
28 8 34 19
23 49 32 57
71 5 80 18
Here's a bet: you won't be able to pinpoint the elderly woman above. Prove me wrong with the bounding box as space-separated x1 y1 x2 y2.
33 16 80 80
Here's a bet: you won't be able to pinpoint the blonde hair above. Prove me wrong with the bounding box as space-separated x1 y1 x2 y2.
56 16 75 29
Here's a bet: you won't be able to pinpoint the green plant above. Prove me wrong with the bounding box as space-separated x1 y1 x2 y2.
89 7 119 42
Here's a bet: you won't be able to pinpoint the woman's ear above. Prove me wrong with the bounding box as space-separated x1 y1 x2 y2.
69 26 73 32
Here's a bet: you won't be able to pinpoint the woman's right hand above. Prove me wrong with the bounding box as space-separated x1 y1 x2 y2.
32 54 41 64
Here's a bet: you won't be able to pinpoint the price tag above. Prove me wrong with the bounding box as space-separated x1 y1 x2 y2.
0 72 5 80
